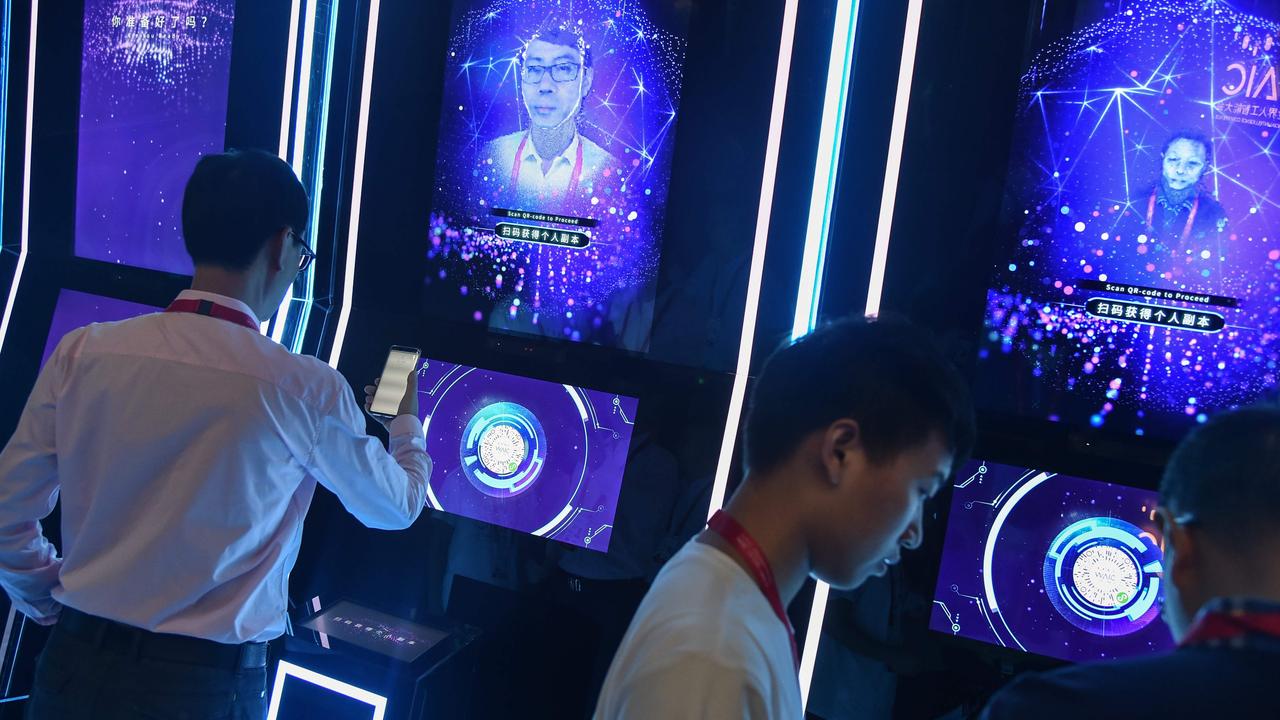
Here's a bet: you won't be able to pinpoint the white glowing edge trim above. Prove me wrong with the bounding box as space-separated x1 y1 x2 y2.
864 0 922 318
270 0 315 345
278 0 302 157
790 0 859 341
266 660 386 720
327 0 381 369
0 0 37 353
798 0 923 708
705 1 800 518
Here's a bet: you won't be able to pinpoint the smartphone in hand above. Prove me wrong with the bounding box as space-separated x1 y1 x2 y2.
368 346 421 419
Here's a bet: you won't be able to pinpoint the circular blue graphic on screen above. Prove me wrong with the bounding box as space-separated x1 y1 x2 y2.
460 402 547 498
1043 517 1163 636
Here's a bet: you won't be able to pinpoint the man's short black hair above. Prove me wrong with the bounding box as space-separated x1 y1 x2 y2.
1161 405 1280 543
182 149 308 271
744 317 976 473
527 26 592 68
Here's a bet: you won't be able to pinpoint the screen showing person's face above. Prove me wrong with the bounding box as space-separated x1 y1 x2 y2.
1162 139 1207 191
521 39 588 129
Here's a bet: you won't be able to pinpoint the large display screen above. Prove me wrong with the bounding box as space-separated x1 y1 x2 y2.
978 0 1280 438
425 0 690 352
930 459 1174 663
416 356 637 552
41 289 158 367
75 1 237 274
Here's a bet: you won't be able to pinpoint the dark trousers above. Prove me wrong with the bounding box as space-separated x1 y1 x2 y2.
25 611 268 720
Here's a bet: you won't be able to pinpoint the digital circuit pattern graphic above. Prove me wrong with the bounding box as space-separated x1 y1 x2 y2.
979 0 1280 438
416 357 637 552
75 0 236 275
930 460 1175 663
425 0 688 351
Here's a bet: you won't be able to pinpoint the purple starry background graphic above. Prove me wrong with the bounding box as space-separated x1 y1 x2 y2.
980 0 1280 438
75 0 235 275
426 0 686 351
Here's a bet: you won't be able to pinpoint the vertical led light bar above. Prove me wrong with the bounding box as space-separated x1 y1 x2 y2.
266 661 386 720
704 0 801 517
0 0 36 354
797 0 925 709
865 0 923 318
328 0 381 369
790 0 860 342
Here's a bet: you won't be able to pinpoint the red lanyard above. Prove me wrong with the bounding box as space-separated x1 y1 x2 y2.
510 133 586 200
707 510 800 671
165 298 260 332
1181 610 1280 647
1146 190 1199 244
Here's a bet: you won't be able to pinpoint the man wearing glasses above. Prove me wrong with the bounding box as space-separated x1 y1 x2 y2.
0 150 430 719
484 26 617 208
981 405 1280 718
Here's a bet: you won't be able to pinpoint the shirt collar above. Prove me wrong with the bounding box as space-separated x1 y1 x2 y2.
1156 184 1197 211
175 289 262 326
522 131 581 166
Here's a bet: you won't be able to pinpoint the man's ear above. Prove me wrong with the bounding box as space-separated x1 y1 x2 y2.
821 419 862 486
265 228 289 273
582 66 594 97
1167 520 1199 591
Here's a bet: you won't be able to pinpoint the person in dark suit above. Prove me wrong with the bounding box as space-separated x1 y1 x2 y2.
981 405 1280 718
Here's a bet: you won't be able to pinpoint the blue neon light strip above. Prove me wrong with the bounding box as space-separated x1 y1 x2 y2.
791 0 861 342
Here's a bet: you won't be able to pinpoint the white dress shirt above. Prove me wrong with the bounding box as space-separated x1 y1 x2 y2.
594 539 802 719
484 130 615 205
0 290 431 643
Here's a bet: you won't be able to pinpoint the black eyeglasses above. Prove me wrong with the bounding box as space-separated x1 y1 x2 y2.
521 62 581 84
289 230 315 273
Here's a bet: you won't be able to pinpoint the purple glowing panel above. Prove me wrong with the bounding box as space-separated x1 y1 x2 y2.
75 1 236 274
41 289 157 367
417 357 637 552
930 460 1175 663
979 0 1280 438
426 0 689 352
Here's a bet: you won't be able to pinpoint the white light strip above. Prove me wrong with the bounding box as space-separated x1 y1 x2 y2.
799 2 924 709
291 0 318 177
278 0 302 157
864 0 923 317
266 660 387 720
0 0 38 354
705 0 801 517
270 0 311 345
791 0 860 341
328 0 381 369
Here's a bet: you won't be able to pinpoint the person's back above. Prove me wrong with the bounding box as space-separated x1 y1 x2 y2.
39 302 422 641
0 150 430 719
596 318 975 719
982 406 1280 719
983 618 1280 718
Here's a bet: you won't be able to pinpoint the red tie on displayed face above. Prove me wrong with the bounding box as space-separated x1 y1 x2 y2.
706 510 800 672
164 298 260 332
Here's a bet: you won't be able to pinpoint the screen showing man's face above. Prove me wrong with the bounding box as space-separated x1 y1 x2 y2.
521 38 589 129
1162 139 1207 191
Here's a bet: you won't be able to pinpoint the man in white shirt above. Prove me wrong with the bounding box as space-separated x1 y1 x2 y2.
482 26 617 209
0 150 431 719
595 318 975 719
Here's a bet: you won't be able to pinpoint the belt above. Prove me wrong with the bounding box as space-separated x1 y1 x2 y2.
57 607 268 671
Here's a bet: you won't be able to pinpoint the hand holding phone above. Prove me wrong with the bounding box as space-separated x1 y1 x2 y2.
365 346 421 424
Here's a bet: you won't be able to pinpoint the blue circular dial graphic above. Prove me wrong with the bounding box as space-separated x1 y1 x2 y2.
1043 517 1163 636
460 402 547 498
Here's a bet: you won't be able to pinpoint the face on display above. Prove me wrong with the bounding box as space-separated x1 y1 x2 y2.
811 425 954 590
1161 138 1208 192
521 38 592 129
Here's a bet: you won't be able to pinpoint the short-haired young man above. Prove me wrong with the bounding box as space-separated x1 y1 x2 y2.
0 150 431 719
981 405 1280 718
594 318 975 719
